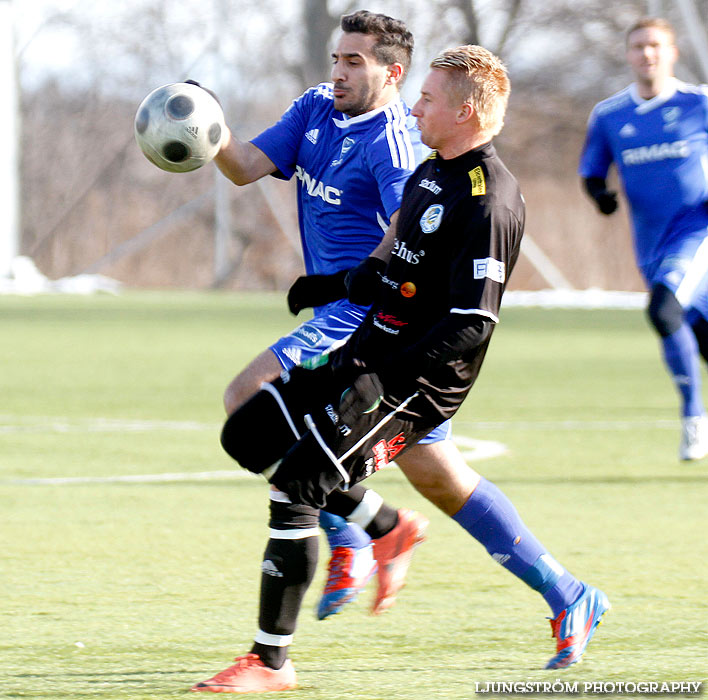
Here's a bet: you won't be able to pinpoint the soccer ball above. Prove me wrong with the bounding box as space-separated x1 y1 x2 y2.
134 82 225 173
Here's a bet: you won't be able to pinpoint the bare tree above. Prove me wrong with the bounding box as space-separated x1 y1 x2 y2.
14 0 708 291
299 0 340 87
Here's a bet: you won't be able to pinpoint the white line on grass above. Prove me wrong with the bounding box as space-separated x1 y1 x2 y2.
0 415 214 434
456 419 679 431
1 415 682 486
7 470 247 486
4 437 507 486
0 415 682 434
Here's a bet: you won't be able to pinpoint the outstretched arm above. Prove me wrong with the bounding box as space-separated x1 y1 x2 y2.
214 127 278 185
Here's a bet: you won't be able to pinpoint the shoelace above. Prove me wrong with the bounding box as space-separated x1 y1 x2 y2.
323 548 354 593
208 654 262 682
686 422 699 441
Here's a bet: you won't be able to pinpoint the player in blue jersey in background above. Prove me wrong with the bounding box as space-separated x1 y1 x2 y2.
580 17 708 461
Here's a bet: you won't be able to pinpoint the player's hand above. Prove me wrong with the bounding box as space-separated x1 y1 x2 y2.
338 372 384 426
594 190 618 215
184 79 222 106
344 256 386 306
287 272 347 315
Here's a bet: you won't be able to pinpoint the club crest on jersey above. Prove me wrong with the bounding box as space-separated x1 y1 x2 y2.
662 106 681 132
420 204 444 233
331 136 355 166
662 106 681 123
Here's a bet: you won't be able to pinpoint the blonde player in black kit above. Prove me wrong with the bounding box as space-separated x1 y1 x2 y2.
192 45 609 694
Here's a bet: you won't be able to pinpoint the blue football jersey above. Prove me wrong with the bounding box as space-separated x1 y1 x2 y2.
579 79 708 266
251 83 424 276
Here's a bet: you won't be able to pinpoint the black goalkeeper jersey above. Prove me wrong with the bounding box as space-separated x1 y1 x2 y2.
339 141 525 422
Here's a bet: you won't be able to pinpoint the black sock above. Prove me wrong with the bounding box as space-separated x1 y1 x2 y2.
326 485 399 539
250 500 319 669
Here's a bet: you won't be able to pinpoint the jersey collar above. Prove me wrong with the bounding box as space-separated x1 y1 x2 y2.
434 141 496 170
331 97 405 129
630 77 680 114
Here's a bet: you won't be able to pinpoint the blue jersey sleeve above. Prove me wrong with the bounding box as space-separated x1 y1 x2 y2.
366 122 422 220
579 109 614 179
250 87 320 179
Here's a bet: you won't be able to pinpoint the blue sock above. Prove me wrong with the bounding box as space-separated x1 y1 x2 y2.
661 325 704 417
319 511 371 550
452 478 583 617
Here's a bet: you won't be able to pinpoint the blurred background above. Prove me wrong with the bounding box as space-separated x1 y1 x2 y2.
2 0 707 293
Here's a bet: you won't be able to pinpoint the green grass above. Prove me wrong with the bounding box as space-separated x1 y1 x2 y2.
1 292 706 699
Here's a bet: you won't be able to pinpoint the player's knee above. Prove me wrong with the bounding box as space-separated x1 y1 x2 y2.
220 388 297 474
647 284 684 337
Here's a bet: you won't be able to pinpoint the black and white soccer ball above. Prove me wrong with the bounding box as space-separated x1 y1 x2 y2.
134 82 225 173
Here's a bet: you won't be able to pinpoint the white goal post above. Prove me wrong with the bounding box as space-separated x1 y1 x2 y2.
0 0 19 279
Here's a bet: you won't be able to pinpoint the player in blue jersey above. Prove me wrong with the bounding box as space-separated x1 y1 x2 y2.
202 10 483 623
580 17 708 461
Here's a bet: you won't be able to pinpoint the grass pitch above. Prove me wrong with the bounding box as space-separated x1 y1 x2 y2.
1 291 706 699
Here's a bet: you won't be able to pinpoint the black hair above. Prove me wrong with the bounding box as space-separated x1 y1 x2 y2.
340 10 414 74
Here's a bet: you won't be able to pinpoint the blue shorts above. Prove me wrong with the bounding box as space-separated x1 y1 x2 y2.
269 298 451 444
640 231 708 317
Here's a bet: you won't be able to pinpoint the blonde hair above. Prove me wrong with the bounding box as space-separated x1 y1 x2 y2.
430 45 510 136
626 17 676 45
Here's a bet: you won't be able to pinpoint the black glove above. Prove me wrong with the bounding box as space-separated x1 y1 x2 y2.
594 190 618 215
583 177 618 215
337 372 384 426
287 271 347 315
184 79 222 106
344 256 386 306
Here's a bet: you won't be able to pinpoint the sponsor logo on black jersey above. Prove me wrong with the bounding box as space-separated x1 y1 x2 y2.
373 311 407 335
420 204 444 233
381 274 399 290
400 281 416 298
474 257 506 283
469 166 486 196
418 178 442 195
392 239 425 264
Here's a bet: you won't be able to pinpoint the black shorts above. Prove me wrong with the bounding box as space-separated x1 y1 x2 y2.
221 364 437 508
